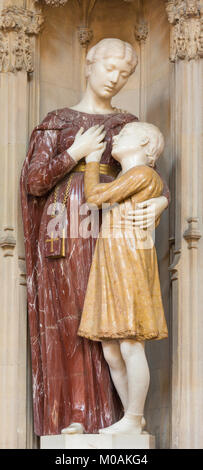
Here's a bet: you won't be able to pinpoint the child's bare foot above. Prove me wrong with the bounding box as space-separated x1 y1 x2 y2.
99 414 142 435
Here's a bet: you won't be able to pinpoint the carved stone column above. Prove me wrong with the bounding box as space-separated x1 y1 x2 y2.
166 0 203 449
0 0 43 448
134 20 148 120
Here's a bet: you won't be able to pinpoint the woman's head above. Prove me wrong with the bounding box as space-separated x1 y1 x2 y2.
85 38 138 100
86 39 138 76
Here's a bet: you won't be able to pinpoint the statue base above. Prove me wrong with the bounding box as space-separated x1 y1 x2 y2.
40 433 155 449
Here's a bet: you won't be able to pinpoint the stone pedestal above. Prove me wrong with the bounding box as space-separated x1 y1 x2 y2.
40 433 155 450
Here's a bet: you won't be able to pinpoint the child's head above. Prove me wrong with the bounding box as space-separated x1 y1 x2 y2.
112 122 164 167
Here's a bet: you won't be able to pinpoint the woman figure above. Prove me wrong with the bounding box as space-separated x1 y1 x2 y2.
20 38 169 436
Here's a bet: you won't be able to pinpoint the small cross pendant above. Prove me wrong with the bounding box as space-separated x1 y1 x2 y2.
45 232 59 253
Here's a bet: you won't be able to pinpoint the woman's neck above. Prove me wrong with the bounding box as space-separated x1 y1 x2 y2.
70 86 115 115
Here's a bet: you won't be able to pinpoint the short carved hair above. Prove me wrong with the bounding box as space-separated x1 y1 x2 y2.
122 122 165 166
86 38 138 77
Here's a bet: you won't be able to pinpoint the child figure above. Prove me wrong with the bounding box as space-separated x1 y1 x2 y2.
78 122 168 435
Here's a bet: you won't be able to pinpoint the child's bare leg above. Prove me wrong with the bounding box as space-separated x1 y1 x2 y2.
100 339 150 434
102 340 128 411
121 340 150 416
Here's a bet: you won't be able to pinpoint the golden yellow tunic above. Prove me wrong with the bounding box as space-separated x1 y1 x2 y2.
78 162 168 342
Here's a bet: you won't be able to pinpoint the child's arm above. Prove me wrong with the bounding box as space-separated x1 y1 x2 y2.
155 165 170 206
84 162 100 200
85 162 163 208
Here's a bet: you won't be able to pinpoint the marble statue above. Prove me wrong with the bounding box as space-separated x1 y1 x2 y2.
20 38 169 436
78 121 168 434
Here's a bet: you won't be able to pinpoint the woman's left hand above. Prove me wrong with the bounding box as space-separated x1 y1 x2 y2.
121 196 168 229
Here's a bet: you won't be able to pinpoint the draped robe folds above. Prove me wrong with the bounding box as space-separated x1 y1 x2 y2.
20 107 170 436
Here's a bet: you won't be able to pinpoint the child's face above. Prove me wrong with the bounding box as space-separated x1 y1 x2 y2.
112 125 148 164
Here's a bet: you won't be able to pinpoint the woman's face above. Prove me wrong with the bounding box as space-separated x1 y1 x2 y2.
87 53 132 100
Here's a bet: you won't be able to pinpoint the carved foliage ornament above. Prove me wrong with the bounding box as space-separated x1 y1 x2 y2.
166 0 203 61
34 0 136 5
35 0 68 5
0 7 44 73
77 26 93 47
134 22 148 43
166 0 201 23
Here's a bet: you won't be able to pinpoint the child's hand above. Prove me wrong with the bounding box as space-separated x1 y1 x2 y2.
86 142 107 163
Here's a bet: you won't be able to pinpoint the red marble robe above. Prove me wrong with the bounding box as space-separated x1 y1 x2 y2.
20 107 170 436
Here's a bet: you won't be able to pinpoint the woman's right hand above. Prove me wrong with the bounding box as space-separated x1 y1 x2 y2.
68 125 106 162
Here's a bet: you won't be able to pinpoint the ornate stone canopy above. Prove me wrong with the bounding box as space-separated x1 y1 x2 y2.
34 0 68 5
